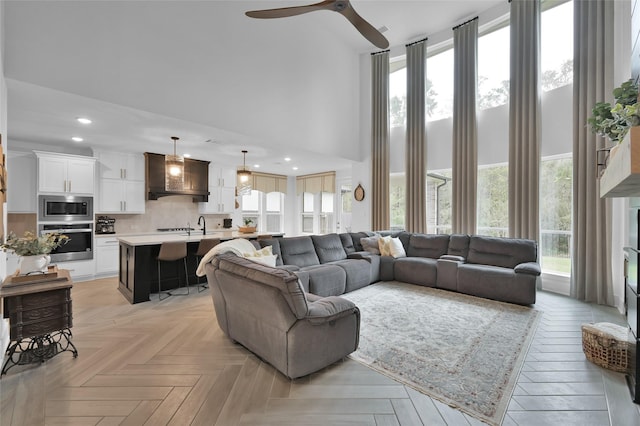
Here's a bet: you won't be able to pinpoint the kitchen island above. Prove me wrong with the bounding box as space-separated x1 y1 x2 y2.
118 231 283 304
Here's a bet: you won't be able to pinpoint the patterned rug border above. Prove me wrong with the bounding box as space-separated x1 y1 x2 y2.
344 282 541 426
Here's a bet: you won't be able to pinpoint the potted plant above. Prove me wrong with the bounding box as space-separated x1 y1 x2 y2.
239 218 257 233
1 231 68 275
588 79 640 145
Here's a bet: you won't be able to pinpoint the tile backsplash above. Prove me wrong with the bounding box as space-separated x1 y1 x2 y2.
103 195 232 234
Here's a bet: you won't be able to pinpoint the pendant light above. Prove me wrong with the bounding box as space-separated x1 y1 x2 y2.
237 150 252 195
165 136 184 191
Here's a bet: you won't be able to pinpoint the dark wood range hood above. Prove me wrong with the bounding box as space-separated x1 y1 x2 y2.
144 152 210 202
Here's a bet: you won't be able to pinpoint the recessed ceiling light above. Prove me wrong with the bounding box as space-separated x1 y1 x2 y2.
292 166 299 171
71 137 84 142
183 153 192 158
284 157 291 162
253 164 260 168
76 117 92 124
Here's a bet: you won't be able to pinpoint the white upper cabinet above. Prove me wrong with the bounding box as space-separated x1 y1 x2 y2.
36 151 95 195
97 151 145 181
95 150 145 214
7 151 37 213
199 164 237 214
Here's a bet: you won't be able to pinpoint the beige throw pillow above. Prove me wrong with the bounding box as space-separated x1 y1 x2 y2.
378 235 393 256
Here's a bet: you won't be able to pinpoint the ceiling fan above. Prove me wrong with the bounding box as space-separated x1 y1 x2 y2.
245 0 389 49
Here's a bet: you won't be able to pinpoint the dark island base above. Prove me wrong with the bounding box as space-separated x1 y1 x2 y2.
119 241 207 304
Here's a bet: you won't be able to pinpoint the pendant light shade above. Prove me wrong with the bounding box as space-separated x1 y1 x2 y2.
237 150 252 195
166 136 184 191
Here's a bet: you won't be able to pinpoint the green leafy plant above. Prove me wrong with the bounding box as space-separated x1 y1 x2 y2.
243 218 254 226
588 79 640 143
1 231 68 256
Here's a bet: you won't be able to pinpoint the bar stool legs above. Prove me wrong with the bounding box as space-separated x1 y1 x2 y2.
157 241 189 300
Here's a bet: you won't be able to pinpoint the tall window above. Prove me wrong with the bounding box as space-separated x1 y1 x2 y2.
389 58 407 230
478 24 510 110
477 22 510 234
540 0 573 278
300 192 335 234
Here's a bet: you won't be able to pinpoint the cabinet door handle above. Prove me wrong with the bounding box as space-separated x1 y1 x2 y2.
68 181 71 192
124 201 127 211
123 169 127 179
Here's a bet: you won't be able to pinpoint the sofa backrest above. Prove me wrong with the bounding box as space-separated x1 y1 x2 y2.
278 236 321 267
448 234 470 258
467 236 537 268
406 233 450 258
339 233 355 254
258 238 283 266
312 234 348 263
211 254 309 319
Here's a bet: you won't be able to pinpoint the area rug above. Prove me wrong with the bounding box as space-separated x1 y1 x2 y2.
341 281 540 426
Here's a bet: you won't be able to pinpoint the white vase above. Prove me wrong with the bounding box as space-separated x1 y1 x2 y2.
19 254 51 275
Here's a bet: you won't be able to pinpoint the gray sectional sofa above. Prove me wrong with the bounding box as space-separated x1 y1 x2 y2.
256 231 540 306
203 231 540 379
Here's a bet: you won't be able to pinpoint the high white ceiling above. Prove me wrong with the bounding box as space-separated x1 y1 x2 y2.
4 0 500 176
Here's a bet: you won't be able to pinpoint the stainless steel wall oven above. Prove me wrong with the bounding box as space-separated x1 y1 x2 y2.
38 195 93 222
39 223 93 262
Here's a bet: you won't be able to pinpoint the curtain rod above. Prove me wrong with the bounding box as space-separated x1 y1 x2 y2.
406 37 428 48
452 16 478 31
371 49 390 56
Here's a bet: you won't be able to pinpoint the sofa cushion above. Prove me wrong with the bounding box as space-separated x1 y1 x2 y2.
311 234 348 263
394 257 438 287
301 264 347 297
279 236 321 267
457 263 536 305
448 234 470 258
258 238 283 266
330 259 371 292
339 233 355 254
467 236 537 269
360 235 381 254
407 234 450 258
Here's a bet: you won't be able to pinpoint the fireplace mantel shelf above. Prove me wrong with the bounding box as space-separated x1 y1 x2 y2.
600 127 640 198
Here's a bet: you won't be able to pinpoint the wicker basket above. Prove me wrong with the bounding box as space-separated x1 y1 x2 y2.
581 322 630 372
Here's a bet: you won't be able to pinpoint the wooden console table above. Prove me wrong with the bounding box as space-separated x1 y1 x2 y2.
1 269 78 376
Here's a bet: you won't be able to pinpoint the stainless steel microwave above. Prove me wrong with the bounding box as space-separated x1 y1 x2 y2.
38 195 93 222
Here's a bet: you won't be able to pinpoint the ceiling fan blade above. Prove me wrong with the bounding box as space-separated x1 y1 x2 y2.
246 1 334 19
339 4 389 49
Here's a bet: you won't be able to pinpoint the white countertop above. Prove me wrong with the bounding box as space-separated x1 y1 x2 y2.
117 231 282 246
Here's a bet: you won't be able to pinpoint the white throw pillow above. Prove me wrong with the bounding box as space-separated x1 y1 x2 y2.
378 235 393 256
242 245 277 267
388 237 406 258
244 253 278 267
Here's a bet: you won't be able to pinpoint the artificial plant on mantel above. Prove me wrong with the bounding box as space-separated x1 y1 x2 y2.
588 79 640 144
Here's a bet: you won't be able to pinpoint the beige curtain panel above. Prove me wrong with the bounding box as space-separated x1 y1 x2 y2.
571 0 614 305
371 51 390 231
405 40 427 233
508 0 541 241
452 18 478 235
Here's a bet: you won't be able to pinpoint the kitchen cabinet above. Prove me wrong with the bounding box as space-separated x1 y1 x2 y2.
55 259 95 281
95 236 119 276
35 152 95 195
199 165 236 214
7 151 36 213
96 151 144 181
96 150 145 213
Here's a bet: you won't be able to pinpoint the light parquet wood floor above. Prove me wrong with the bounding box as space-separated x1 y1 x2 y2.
1 277 639 425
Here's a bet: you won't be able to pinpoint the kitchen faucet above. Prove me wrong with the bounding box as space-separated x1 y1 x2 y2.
198 215 206 235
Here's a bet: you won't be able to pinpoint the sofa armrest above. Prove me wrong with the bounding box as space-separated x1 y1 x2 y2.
294 270 310 292
347 252 372 263
306 296 358 324
440 254 465 262
514 262 541 276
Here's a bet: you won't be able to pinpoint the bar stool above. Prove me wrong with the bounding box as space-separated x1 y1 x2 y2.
157 241 189 300
195 237 220 291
